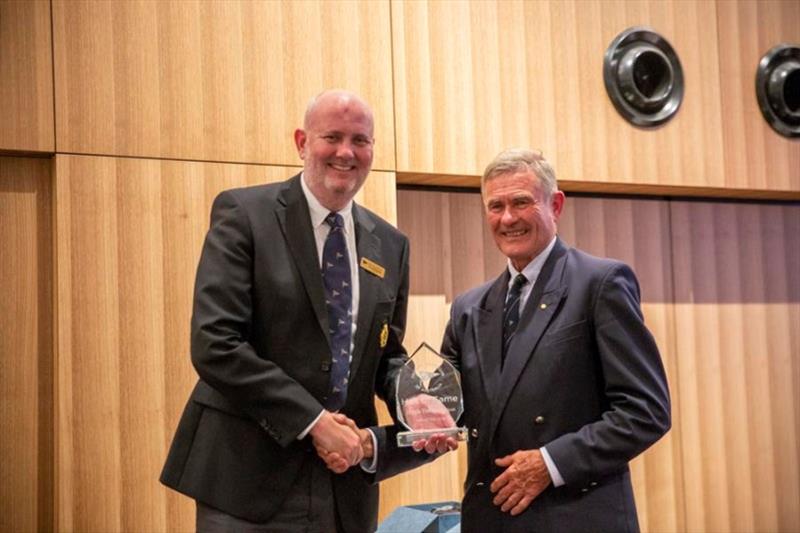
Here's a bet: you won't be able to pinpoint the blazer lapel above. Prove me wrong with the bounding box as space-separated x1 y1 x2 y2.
472 272 509 406
349 203 381 381
490 239 569 436
275 175 331 351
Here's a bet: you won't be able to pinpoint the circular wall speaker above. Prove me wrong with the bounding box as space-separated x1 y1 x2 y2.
604 27 684 128
756 44 800 138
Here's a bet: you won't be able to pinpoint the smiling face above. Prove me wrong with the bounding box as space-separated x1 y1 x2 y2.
483 171 565 271
294 91 375 211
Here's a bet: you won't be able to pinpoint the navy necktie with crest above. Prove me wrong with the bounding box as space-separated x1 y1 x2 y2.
502 273 528 364
322 212 352 411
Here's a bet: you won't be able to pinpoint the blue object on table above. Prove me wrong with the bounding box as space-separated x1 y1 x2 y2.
377 501 461 533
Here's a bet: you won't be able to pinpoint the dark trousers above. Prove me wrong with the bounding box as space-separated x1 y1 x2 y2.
196 459 339 533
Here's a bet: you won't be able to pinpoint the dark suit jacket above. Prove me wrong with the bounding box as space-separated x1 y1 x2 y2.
441 238 671 533
161 175 425 532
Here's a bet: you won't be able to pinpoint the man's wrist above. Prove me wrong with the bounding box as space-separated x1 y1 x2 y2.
359 428 379 473
539 446 565 487
360 428 374 459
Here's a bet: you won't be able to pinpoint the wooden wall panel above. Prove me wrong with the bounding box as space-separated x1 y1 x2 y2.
54 154 398 531
52 0 394 169
671 201 800 533
393 0 752 191
377 295 465 521
0 156 53 532
0 0 54 152
397 189 505 300
716 1 800 193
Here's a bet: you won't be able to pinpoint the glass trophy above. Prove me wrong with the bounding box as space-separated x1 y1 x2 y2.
396 342 468 447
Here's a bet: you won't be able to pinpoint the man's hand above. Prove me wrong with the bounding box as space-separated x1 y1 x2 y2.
403 393 456 430
411 433 459 454
310 411 363 468
314 414 374 474
490 449 551 516
402 394 459 454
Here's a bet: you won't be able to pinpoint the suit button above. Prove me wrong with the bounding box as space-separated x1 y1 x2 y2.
534 416 545 425
321 362 331 372
476 482 485 487
581 488 589 493
470 428 479 438
590 481 598 487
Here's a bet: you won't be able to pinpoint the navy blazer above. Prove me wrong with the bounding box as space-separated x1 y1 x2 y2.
441 238 671 533
161 175 426 531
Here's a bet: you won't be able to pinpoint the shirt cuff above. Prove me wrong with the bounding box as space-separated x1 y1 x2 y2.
360 428 379 473
540 446 565 487
297 410 325 440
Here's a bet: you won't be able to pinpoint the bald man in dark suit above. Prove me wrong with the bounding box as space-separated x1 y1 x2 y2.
161 90 435 532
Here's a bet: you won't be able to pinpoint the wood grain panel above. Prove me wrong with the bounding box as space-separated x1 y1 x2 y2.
52 0 394 169
392 0 730 190
716 0 800 193
397 189 505 301
0 0 54 152
671 201 800 533
377 295 465 522
0 156 53 532
54 154 397 531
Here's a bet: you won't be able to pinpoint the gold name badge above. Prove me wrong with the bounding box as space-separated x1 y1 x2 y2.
359 257 386 279
379 322 389 348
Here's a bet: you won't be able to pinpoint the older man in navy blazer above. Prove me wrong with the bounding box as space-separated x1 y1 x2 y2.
440 148 671 532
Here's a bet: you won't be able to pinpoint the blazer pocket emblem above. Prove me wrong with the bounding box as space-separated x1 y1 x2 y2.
379 322 389 348
360 257 386 278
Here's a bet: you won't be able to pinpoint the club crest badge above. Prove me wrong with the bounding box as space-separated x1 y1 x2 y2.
379 322 389 348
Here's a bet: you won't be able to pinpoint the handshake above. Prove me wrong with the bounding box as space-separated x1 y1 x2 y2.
310 394 459 474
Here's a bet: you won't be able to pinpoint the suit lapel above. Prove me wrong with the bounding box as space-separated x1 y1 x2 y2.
275 175 331 351
490 240 569 436
472 272 509 406
349 204 380 380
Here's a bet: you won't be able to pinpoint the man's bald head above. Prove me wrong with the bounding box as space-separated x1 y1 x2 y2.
303 90 374 137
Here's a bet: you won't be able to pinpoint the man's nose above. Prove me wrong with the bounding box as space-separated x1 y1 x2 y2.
501 206 517 224
335 140 355 159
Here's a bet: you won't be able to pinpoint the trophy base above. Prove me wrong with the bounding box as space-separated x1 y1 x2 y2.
397 427 469 447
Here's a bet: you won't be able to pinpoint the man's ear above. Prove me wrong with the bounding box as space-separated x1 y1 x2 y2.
294 129 307 159
551 190 566 219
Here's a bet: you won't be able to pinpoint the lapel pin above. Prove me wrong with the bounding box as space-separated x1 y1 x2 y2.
379 322 389 348
360 257 386 279
540 303 547 309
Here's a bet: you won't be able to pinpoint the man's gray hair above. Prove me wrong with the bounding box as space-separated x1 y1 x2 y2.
481 148 558 199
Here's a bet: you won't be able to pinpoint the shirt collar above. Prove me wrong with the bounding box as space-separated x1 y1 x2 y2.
300 172 354 230
507 236 557 282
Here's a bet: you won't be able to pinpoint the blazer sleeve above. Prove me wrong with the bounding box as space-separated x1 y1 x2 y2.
190 190 322 447
544 262 671 484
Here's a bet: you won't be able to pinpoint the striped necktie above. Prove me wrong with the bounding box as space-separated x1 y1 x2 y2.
502 273 528 363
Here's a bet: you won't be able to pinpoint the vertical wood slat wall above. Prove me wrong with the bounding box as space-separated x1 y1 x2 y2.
51 0 396 170
0 0 53 152
391 0 799 193
0 157 54 533
1 0 798 531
